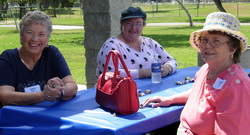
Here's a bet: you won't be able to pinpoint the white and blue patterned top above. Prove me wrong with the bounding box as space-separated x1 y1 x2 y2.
96 36 178 79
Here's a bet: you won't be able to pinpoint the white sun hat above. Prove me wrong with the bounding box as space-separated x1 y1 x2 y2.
190 12 248 52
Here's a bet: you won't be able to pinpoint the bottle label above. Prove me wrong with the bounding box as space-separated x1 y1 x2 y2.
151 63 161 72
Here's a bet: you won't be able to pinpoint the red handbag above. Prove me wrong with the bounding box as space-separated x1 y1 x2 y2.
96 50 139 115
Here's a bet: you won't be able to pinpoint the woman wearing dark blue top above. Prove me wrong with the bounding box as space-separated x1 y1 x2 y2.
0 11 77 108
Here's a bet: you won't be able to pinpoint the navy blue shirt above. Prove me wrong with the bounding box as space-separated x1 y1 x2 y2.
0 45 71 92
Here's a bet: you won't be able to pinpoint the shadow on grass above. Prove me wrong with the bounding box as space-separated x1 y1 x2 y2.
145 34 190 48
238 17 250 23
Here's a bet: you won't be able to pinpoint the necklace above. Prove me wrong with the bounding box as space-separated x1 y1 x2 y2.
207 60 233 80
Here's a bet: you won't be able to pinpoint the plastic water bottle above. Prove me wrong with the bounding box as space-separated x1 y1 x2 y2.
151 54 162 83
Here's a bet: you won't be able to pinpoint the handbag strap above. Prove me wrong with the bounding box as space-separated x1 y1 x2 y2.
101 50 132 87
112 50 131 77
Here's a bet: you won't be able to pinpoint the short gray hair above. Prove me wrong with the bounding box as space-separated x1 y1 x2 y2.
19 11 52 37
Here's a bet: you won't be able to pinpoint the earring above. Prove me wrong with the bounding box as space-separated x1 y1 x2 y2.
229 54 233 59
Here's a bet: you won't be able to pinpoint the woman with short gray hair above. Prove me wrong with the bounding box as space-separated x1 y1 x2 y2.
19 11 52 37
0 11 78 108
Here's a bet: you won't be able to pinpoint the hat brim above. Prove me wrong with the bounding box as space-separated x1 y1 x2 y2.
190 26 248 53
121 16 145 20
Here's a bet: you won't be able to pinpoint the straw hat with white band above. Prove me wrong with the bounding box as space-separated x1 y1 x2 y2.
189 12 248 53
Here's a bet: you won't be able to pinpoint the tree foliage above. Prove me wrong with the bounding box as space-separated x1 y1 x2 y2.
0 0 8 13
1 0 76 19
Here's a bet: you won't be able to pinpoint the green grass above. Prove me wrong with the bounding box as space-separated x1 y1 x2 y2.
1 2 250 85
49 29 85 85
143 26 201 68
51 17 84 26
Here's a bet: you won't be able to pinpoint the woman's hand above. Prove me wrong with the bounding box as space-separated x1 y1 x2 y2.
162 64 173 77
143 90 191 108
47 77 64 88
139 68 152 78
42 77 65 101
142 96 173 108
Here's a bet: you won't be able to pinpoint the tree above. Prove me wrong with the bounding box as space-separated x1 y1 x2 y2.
61 0 75 8
213 0 226 12
0 0 8 14
39 0 50 9
0 0 8 23
7 0 19 31
8 0 36 19
6 0 77 19
51 0 60 17
175 0 226 27
176 0 194 27
19 1 27 19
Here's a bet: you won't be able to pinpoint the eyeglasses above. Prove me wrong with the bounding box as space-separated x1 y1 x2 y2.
198 37 229 48
124 22 143 28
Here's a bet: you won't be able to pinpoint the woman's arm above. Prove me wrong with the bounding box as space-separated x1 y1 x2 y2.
150 38 178 75
0 85 46 106
0 76 77 106
142 89 191 108
139 68 151 78
60 75 78 100
45 75 77 101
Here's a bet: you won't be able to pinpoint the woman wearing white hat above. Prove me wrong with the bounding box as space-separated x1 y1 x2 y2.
143 12 250 134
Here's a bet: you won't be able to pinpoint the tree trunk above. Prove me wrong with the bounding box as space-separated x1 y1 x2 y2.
53 0 57 17
7 1 19 31
19 2 26 19
176 0 194 27
213 0 226 12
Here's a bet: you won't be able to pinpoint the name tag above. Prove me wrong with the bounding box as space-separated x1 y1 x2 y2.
213 78 226 90
24 85 41 93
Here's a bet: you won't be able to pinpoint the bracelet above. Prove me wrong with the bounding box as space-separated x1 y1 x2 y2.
59 89 65 99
